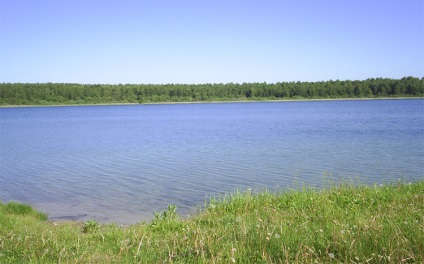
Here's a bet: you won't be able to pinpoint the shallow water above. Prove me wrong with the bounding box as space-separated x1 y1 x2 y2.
0 99 423 223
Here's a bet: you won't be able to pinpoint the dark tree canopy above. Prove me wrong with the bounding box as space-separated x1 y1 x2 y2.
0 77 422 106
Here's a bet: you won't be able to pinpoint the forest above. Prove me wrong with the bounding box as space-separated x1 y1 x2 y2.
0 76 422 105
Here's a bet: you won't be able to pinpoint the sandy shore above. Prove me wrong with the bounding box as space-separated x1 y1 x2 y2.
0 97 422 108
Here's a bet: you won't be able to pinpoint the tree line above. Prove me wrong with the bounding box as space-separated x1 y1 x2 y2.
0 76 422 105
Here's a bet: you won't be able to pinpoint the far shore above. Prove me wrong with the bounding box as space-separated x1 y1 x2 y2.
0 96 422 108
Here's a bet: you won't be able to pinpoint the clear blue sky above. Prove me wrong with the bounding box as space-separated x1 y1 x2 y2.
0 0 423 84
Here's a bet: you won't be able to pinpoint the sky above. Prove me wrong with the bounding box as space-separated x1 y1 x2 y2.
0 0 423 84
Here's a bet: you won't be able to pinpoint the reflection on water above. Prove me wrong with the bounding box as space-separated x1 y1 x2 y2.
0 99 423 223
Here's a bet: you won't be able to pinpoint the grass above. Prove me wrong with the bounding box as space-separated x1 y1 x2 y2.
0 180 423 263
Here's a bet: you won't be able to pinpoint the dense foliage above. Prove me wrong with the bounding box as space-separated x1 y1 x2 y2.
0 77 422 105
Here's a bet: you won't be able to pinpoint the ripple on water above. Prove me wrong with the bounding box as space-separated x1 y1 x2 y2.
0 100 423 223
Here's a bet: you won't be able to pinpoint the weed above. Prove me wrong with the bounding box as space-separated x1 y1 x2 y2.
83 219 100 233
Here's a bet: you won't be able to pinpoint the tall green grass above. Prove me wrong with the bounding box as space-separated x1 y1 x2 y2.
1 181 423 263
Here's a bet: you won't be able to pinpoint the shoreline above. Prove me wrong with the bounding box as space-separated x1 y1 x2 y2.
1 181 423 262
0 96 422 108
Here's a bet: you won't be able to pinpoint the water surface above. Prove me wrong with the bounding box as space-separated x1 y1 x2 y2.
0 99 423 223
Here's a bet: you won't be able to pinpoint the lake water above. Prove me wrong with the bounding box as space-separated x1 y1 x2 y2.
0 99 423 224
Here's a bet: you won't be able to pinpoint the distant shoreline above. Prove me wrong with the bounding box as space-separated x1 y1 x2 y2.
0 97 422 108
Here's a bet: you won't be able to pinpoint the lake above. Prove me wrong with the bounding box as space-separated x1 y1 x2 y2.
0 99 423 224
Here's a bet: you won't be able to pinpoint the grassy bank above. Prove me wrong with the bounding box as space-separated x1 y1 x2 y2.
1 181 423 263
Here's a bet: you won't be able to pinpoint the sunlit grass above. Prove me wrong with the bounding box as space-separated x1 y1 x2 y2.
1 180 423 263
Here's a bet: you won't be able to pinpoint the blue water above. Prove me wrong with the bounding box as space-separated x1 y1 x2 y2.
0 99 423 223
